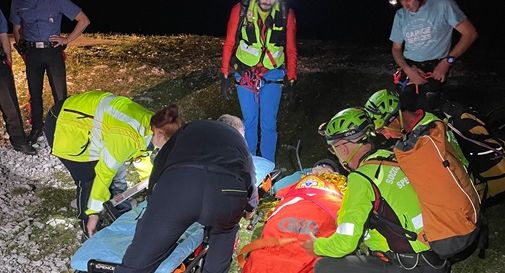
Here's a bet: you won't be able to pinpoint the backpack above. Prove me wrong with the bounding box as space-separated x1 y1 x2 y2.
237 173 346 273
391 120 481 259
441 101 505 203
485 106 505 140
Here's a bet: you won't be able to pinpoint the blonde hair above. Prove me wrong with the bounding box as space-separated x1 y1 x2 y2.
217 114 244 135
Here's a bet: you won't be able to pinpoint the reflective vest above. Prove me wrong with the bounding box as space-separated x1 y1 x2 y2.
314 150 430 257
235 0 286 69
52 91 154 214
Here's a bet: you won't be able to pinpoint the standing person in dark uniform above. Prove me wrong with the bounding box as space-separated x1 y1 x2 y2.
10 0 90 144
116 116 258 273
0 8 35 155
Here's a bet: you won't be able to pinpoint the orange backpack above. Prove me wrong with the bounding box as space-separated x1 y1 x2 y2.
393 120 481 259
238 173 346 273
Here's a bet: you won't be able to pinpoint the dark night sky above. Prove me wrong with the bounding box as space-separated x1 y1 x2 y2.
0 0 503 48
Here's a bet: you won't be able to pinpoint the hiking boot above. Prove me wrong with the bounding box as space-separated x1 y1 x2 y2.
28 128 44 144
12 142 37 155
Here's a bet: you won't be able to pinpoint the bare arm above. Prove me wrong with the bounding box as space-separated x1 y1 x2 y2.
448 19 478 58
49 11 90 46
432 19 478 82
0 32 12 64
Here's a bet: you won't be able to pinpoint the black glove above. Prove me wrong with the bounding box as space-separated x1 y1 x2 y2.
220 74 233 100
283 78 296 106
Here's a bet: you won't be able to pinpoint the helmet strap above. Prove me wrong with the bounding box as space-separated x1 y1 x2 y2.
341 142 364 171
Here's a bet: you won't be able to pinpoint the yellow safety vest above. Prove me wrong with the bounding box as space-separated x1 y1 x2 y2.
52 90 154 214
235 0 286 69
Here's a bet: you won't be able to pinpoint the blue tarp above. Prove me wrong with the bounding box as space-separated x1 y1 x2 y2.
272 168 311 193
71 156 275 272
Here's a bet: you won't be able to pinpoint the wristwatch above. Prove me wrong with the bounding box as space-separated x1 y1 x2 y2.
446 55 456 65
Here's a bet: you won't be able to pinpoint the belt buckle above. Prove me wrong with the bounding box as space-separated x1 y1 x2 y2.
35 42 45 49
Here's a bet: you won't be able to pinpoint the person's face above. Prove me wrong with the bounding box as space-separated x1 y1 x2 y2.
399 0 422 13
258 0 276 12
151 127 169 149
329 140 362 171
377 117 403 139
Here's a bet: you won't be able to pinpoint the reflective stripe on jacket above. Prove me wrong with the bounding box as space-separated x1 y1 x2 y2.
314 150 429 257
235 0 285 70
52 90 154 214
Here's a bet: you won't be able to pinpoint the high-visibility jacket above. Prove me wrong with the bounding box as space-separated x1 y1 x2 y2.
314 150 430 257
51 91 154 214
221 1 297 80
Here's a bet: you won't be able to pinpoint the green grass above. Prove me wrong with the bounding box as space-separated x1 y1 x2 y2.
7 33 505 272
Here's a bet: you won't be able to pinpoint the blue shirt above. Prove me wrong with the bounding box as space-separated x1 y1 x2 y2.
10 0 81 42
0 9 7 33
389 0 466 62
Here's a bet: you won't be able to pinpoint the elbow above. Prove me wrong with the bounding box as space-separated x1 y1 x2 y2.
471 30 478 43
83 17 91 29
77 12 91 29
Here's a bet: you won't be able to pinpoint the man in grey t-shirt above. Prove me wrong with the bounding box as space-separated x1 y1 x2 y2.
389 0 477 111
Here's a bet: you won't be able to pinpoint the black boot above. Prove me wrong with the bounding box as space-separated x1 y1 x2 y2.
28 127 44 144
11 139 37 155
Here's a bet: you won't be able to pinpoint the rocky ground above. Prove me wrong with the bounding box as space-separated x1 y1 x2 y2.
0 135 78 273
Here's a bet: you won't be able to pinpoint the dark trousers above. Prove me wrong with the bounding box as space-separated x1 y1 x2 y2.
115 167 248 273
0 59 27 144
44 102 131 237
397 59 445 112
315 253 450 273
25 47 67 129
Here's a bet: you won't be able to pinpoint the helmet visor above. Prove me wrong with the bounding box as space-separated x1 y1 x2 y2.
325 121 370 145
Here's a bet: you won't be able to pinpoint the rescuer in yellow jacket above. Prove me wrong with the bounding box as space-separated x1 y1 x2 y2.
44 90 184 238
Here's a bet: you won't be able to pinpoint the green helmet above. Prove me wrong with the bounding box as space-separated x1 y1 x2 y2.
320 107 372 144
364 89 400 130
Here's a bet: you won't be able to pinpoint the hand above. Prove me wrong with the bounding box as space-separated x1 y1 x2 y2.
283 78 296 106
220 74 233 100
86 214 100 238
301 232 317 256
13 42 26 58
4 57 12 68
404 66 428 86
431 59 451 82
49 35 69 47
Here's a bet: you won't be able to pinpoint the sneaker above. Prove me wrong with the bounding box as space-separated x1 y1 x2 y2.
28 128 44 144
12 142 37 155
